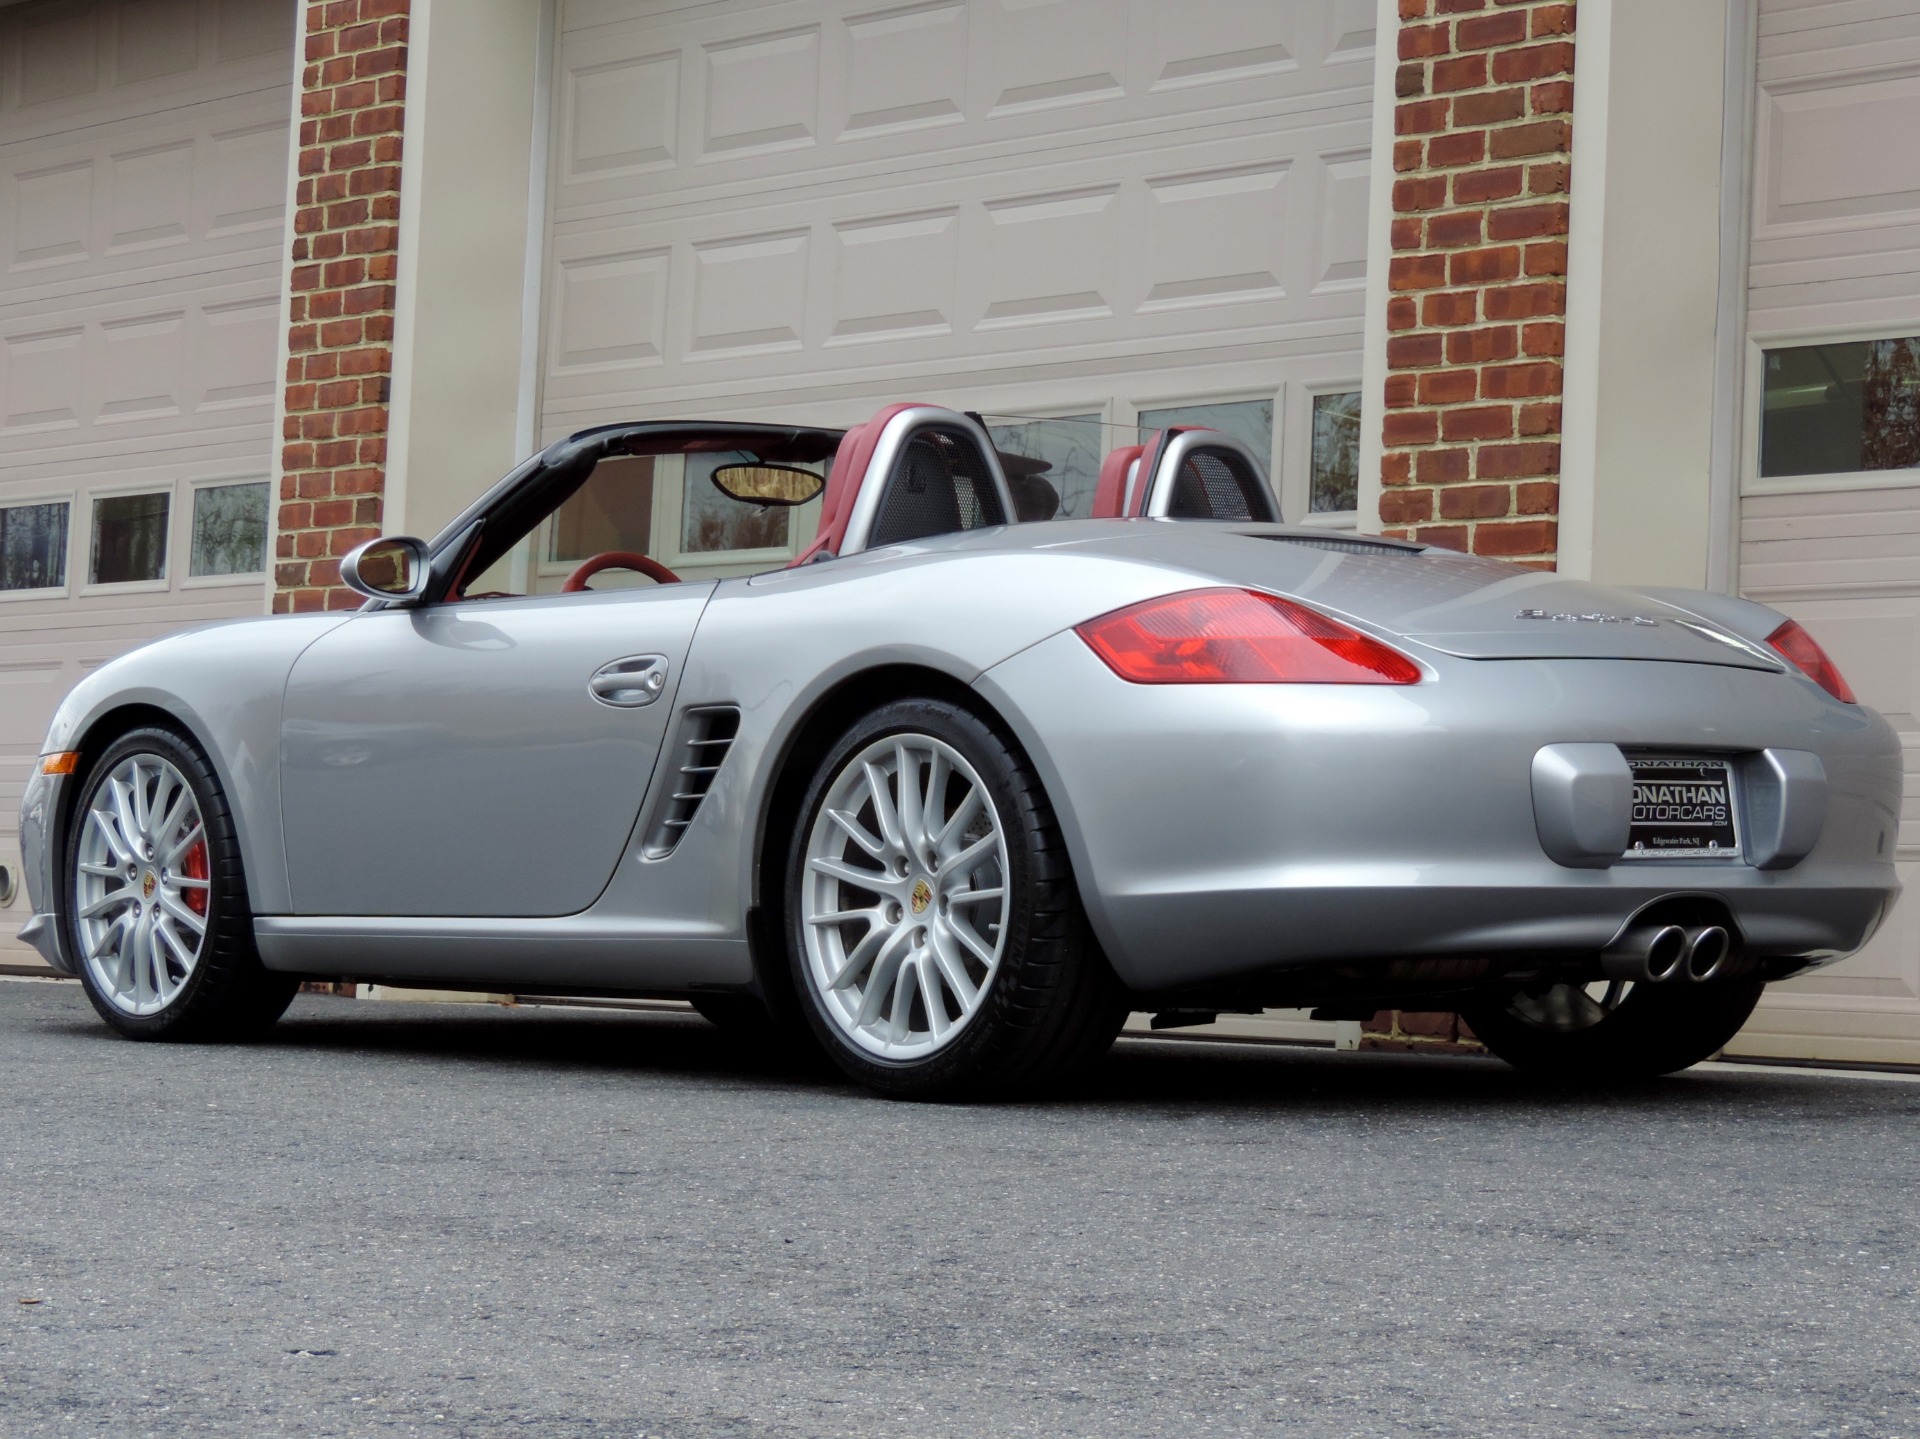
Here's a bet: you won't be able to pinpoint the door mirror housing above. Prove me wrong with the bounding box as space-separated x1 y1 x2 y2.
340 536 431 603
710 463 825 507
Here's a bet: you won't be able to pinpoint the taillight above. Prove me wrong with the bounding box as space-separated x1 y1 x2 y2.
1075 588 1422 685
1766 619 1856 703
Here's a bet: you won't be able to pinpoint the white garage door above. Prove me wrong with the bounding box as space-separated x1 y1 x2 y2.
0 0 293 964
535 0 1377 580
1732 0 1920 1063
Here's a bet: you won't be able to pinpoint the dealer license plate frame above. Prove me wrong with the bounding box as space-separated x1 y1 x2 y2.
1622 754 1743 862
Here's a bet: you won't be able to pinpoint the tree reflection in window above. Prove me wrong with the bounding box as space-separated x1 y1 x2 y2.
1310 391 1362 513
1763 337 1920 478
682 451 799 554
0 502 69 591
91 493 170 585
189 482 269 577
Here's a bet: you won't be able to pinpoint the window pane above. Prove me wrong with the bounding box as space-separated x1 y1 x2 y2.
189 482 269 576
682 451 801 554
549 456 655 562
90 492 169 585
1138 399 1274 470
1762 337 1920 479
0 502 69 591
1309 391 1362 512
984 414 1104 520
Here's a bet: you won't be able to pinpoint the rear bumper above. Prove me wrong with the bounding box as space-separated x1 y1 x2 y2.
979 637 1902 995
1092 866 1893 993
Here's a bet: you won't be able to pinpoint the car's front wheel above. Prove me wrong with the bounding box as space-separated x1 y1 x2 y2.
64 726 297 1041
785 698 1123 1099
1458 975 1764 1081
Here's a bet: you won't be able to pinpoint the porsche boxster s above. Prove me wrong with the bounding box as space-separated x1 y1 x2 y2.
17 404 1902 1096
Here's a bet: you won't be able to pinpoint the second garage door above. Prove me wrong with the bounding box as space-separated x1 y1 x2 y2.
1730 0 1920 1065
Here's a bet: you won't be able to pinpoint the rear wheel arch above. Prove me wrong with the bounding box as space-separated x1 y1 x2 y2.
747 664 1047 1004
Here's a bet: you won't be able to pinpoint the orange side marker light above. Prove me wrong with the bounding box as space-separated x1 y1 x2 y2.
39 752 80 776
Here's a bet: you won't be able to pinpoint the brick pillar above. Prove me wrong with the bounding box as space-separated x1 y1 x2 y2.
274 0 410 614
1378 0 1575 567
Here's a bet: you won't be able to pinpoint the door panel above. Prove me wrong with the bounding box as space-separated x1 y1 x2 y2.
280 583 714 917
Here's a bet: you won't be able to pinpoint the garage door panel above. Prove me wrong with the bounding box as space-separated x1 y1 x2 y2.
1 263 282 463
552 0 1372 218
0 0 291 139
2 92 289 295
837 0 967 138
541 112 1369 425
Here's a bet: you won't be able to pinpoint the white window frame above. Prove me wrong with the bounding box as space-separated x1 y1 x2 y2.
80 483 173 596
0 490 77 601
1742 322 1920 499
180 475 273 589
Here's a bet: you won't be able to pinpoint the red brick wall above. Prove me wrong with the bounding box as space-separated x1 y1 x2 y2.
274 0 410 614
1378 0 1575 566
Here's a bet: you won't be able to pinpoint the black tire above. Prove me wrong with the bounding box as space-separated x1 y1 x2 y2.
1459 977 1765 1081
783 698 1125 1100
63 725 297 1041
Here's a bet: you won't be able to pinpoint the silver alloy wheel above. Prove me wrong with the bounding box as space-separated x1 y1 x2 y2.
73 754 211 1017
801 733 1010 1061
1506 980 1634 1033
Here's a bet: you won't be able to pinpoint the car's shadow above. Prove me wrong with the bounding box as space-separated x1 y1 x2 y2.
90 991 1884 1116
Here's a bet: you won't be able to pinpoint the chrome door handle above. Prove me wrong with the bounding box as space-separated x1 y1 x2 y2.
589 655 669 707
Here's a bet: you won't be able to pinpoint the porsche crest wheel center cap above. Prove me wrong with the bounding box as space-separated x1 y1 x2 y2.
909 878 932 916
141 871 157 900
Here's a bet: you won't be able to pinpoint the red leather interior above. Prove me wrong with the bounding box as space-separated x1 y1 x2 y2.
791 401 924 566
1091 442 1146 519
561 551 682 591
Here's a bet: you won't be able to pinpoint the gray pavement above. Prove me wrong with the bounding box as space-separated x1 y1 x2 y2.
2 977 1917 1439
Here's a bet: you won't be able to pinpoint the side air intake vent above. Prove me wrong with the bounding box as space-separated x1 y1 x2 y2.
642 706 742 859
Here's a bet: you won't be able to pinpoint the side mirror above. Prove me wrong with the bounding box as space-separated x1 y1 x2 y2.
340 536 431 603
710 463 825 508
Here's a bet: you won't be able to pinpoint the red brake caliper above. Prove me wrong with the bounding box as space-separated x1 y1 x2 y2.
182 840 209 917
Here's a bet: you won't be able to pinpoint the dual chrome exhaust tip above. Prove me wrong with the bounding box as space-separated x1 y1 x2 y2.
1602 923 1732 985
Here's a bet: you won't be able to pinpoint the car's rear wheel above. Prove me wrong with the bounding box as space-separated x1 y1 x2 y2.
65 726 297 1041
786 698 1124 1099
1459 975 1764 1081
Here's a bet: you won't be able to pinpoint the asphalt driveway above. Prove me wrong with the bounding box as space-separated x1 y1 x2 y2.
3 977 1916 1438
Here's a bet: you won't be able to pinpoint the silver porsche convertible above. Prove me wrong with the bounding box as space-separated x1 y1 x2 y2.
17 404 1902 1096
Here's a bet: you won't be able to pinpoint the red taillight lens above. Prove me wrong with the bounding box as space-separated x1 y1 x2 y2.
1075 588 1422 685
1766 619 1856 703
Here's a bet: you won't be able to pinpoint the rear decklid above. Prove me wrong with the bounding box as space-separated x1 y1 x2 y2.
1056 524 1785 671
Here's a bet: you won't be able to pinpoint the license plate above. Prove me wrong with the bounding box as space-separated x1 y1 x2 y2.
1624 755 1741 860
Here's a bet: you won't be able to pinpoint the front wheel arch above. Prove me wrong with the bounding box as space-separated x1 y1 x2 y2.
49 704 204 956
